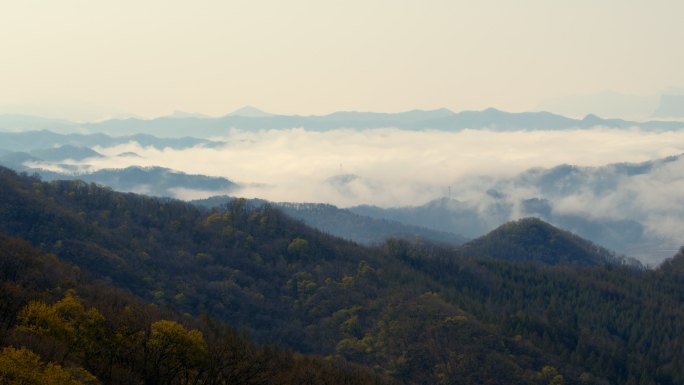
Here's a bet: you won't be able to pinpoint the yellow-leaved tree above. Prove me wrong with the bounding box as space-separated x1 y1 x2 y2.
17 290 105 365
0 346 98 385
144 320 209 385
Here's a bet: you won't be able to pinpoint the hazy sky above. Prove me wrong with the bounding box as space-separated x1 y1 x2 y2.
2 1 683 120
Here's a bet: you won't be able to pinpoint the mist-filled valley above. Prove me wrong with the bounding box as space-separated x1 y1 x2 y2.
2 111 683 265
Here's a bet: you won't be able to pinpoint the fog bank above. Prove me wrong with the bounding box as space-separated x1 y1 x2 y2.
69 127 683 207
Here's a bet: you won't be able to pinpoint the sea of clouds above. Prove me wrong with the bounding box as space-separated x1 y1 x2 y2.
40 126 684 264
62 126 683 205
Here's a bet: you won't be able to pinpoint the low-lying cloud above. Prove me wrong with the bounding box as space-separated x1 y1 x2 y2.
71 127 684 207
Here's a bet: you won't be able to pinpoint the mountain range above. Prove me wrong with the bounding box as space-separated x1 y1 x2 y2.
66 108 684 138
3 107 684 139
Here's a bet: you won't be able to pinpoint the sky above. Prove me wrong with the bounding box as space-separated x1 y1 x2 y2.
2 1 684 120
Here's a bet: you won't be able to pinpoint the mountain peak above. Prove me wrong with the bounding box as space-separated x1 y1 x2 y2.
226 106 272 117
582 113 604 123
459 217 621 266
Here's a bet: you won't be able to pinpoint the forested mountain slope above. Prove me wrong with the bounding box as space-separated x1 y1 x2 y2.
1 166 684 385
458 218 635 266
191 196 468 246
0 233 389 385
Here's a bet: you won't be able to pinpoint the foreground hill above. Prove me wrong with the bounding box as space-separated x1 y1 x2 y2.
1 166 684 384
0 233 389 385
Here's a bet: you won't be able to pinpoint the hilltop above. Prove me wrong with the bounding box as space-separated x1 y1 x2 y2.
459 217 633 266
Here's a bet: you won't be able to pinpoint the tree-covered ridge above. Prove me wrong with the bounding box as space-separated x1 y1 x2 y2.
191 196 468 247
458 217 637 266
0 234 390 385
1 166 684 384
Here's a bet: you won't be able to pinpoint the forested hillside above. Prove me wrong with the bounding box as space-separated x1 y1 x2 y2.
0 234 389 384
457 218 637 266
1 166 684 385
191 196 468 246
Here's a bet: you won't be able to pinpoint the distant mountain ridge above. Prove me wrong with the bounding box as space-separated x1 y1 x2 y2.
82 108 684 138
0 151 240 199
29 145 103 161
38 166 239 198
4 108 684 139
0 130 225 151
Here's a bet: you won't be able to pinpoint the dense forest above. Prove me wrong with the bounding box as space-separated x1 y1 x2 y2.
191 197 468 247
1 165 684 384
0 234 388 384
